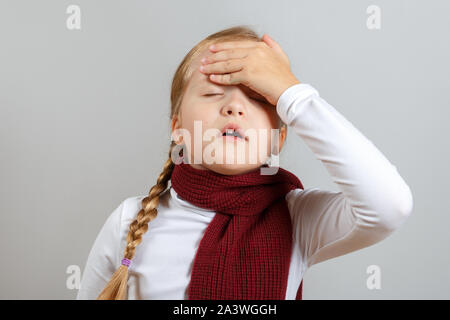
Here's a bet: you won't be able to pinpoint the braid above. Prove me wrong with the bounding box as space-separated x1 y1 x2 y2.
96 143 177 300
94 24 264 300
124 150 175 260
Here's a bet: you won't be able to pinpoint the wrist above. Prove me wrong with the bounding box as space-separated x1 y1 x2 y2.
274 77 301 105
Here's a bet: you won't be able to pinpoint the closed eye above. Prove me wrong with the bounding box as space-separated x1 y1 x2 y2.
252 98 267 103
203 93 223 96
250 97 270 104
203 93 268 104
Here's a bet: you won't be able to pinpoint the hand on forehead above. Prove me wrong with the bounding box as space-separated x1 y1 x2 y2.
195 49 269 103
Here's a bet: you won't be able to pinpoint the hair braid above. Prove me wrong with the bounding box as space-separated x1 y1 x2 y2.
96 143 177 300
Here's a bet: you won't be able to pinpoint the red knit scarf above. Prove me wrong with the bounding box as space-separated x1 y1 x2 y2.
170 162 304 300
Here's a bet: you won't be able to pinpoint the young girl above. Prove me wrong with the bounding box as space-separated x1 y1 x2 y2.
76 26 413 300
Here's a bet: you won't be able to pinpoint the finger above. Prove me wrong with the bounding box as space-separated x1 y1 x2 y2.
201 48 248 65
199 58 244 75
209 71 244 86
209 40 259 52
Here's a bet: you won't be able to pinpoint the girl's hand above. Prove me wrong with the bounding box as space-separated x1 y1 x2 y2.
199 34 301 106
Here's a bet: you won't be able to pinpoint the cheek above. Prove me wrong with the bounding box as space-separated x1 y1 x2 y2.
181 101 210 126
265 105 281 127
250 109 280 152
180 108 217 145
252 107 277 132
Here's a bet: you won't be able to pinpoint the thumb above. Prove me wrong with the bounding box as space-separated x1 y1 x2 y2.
262 34 290 65
262 34 279 49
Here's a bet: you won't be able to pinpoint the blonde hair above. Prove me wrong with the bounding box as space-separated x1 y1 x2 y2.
96 24 288 300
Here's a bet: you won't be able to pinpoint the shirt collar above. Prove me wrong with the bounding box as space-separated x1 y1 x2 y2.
169 186 216 216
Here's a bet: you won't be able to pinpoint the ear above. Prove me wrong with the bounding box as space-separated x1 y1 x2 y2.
171 115 178 132
278 125 287 152
171 114 183 143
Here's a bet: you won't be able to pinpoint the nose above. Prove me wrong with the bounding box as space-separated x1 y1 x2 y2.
220 91 247 118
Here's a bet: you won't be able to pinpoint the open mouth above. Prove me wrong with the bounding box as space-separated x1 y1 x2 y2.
222 129 244 139
219 123 249 142
221 129 249 142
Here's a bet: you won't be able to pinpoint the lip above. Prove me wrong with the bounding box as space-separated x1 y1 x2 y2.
219 123 248 141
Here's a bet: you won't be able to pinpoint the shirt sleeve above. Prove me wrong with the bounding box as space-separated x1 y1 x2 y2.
276 83 414 269
76 200 125 299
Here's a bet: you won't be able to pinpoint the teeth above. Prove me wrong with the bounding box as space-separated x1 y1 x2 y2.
223 129 242 138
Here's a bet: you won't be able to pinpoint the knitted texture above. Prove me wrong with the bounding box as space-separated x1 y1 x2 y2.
170 162 304 300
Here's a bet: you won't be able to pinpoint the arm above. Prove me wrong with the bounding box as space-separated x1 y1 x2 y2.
76 200 125 299
276 83 414 268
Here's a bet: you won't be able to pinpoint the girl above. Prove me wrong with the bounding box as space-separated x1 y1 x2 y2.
76 26 413 300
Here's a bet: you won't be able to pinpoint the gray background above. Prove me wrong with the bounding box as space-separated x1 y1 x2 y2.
1 0 448 299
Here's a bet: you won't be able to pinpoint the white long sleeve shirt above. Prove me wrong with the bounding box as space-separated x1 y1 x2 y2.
76 83 413 300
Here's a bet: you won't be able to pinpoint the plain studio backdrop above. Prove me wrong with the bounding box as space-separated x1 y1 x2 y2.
0 0 448 299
